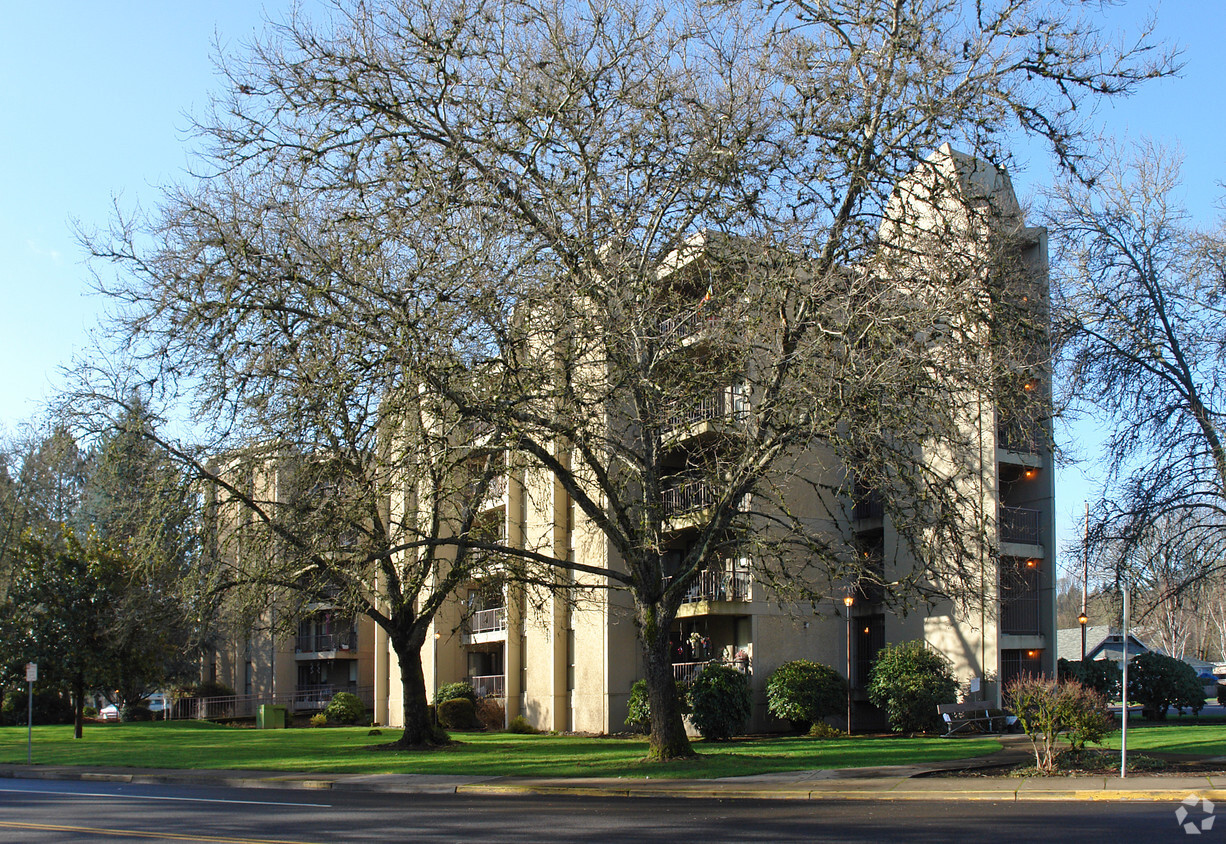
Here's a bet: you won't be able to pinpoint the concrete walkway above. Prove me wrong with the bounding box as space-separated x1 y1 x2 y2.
1 736 1222 802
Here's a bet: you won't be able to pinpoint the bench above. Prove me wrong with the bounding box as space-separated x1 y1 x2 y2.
937 701 1017 737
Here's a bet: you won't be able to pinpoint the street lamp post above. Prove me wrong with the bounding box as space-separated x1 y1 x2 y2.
843 594 854 735
1078 612 1088 661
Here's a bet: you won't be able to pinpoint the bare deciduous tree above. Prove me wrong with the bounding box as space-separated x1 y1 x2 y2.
1053 145 1226 607
85 0 1172 759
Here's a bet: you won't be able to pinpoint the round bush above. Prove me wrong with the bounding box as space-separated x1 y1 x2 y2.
688 663 751 741
323 691 366 725
437 697 480 730
866 641 957 733
625 678 691 733
1217 684 1226 708
1128 652 1204 720
506 714 537 734
121 704 153 722
1057 657 1121 698
434 681 477 706
766 660 846 732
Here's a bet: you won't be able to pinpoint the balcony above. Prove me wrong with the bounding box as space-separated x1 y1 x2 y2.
852 494 884 522
468 674 505 698
294 631 357 657
662 479 717 518
660 311 720 343
469 607 507 635
999 506 1041 546
675 568 752 603
664 386 749 433
997 421 1044 455
1001 559 1041 635
672 658 750 685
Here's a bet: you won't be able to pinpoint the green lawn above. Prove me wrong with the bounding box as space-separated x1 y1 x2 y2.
1101 721 1226 757
0 722 1002 779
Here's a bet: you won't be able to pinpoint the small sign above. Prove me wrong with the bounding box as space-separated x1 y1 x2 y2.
25 663 37 682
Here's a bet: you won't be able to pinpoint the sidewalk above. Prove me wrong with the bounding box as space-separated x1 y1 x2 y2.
1 737 1222 802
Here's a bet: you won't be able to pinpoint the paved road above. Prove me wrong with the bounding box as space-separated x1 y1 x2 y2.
0 777 1208 842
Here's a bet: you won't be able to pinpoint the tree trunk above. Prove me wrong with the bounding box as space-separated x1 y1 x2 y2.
72 671 84 739
388 628 449 748
641 607 695 760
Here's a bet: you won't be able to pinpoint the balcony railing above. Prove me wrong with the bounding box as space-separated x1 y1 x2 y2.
1001 561 1041 635
672 658 750 685
662 479 717 517
852 495 884 521
664 387 750 430
999 506 1041 545
997 421 1045 455
468 674 505 698
660 311 720 341
674 568 752 603
295 632 357 653
468 606 507 634
1001 593 1041 635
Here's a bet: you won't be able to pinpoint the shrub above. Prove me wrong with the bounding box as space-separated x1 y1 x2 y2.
808 721 846 739
624 678 689 733
434 682 477 706
0 691 73 726
1217 684 1226 707
1128 652 1204 720
1007 675 1113 774
438 697 480 730
121 704 153 722
309 713 327 727
475 696 505 731
766 660 846 733
688 663 751 741
866 641 958 733
323 692 366 725
1057 657 1121 699
507 714 537 734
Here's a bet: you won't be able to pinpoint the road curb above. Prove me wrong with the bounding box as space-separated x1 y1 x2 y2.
3 764 1223 803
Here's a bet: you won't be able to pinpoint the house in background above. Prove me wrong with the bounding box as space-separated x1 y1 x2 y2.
1056 626 1153 664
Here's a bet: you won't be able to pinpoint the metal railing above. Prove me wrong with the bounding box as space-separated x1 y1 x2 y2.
671 659 750 685
997 420 1045 454
175 684 376 719
664 387 750 430
852 495 884 521
468 606 507 634
676 568 752 603
999 506 1041 545
468 674 505 698
1001 593 1041 635
660 311 720 341
662 479 717 517
294 632 357 653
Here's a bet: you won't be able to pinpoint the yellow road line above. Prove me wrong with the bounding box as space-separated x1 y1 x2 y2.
0 819 323 843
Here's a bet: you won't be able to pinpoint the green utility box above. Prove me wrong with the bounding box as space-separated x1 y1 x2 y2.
257 704 288 729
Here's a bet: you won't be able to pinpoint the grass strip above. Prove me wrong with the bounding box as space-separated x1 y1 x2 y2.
0 722 1002 779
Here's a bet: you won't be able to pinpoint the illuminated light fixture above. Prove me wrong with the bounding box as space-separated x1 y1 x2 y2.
1027 650 1039 658
1025 559 1039 569
1023 468 1037 480
863 626 870 635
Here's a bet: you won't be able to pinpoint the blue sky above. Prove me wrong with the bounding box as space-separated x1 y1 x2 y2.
1 1 1223 577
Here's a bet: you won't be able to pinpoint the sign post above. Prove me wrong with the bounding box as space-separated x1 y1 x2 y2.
25 663 37 765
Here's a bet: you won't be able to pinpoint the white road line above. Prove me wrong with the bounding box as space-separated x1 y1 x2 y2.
0 786 331 808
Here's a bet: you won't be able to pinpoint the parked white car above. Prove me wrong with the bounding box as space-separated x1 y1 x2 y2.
99 693 169 721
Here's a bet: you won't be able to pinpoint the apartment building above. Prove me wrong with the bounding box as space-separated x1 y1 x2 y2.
374 146 1056 734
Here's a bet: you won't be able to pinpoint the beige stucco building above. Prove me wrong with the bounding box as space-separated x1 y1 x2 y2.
378 147 1056 734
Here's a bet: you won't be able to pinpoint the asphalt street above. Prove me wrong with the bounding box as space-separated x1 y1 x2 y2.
0 777 1209 843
